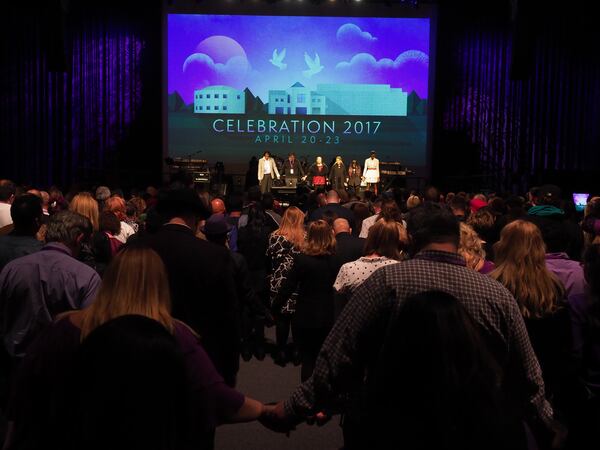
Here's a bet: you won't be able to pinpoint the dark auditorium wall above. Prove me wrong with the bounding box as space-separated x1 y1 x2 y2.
432 0 600 192
1 1 599 192
0 1 163 189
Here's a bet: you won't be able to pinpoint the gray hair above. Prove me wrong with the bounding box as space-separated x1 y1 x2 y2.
45 211 92 246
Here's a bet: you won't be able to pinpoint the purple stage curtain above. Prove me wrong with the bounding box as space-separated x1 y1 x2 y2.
435 7 600 191
1 5 147 188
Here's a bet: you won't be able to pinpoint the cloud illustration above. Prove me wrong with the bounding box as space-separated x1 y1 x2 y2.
336 23 377 43
182 53 252 91
335 51 430 97
335 51 429 71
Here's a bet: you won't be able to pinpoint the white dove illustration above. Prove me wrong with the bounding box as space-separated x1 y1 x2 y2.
303 52 324 78
269 48 287 70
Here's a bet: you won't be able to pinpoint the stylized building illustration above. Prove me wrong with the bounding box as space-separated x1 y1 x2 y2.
268 82 408 116
193 86 245 114
268 82 327 115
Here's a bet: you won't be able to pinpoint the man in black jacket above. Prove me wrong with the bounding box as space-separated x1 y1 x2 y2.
332 218 365 273
308 190 355 229
282 152 304 186
137 189 240 386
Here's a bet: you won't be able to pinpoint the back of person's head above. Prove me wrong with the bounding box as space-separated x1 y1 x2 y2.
351 202 370 229
378 199 402 222
275 206 305 248
0 180 16 203
226 193 243 213
364 219 405 260
27 189 42 199
332 218 351 235
75 315 188 450
156 188 209 223
505 195 525 211
247 185 262 203
467 207 496 236
368 290 506 450
70 192 100 231
100 211 121 236
326 189 340 204
45 211 92 248
303 219 335 256
10 193 42 235
490 220 564 318
458 223 486 270
95 186 111 202
104 196 127 221
449 195 468 215
537 184 562 208
79 244 173 340
406 195 421 210
210 197 226 215
202 214 231 247
423 185 441 203
488 197 506 216
261 192 275 211
407 204 459 254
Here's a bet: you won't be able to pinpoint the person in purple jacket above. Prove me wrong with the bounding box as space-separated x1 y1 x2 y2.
5 244 266 450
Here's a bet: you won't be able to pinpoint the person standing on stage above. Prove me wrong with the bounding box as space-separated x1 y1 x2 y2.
304 156 328 190
329 156 346 191
282 152 304 185
258 151 280 194
364 151 380 195
347 160 362 193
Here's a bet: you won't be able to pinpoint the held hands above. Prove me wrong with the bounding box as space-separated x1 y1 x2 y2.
259 401 296 435
259 401 331 435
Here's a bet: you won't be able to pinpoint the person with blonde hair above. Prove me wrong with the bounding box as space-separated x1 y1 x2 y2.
6 244 267 450
406 195 421 210
69 192 99 232
267 206 306 366
490 220 573 417
104 196 135 243
458 222 495 274
273 220 337 381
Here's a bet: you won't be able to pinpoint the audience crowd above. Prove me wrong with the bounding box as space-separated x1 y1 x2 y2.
0 176 599 449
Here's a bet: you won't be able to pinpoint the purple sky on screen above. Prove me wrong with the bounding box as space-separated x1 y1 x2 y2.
168 14 430 104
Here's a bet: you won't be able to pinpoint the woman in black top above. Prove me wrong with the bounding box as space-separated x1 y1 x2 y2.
491 220 575 436
273 219 337 381
237 204 277 360
329 156 346 191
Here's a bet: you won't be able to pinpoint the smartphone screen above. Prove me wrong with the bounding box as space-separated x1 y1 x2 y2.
573 193 589 212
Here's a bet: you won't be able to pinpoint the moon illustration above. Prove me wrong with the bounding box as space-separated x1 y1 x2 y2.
195 35 248 65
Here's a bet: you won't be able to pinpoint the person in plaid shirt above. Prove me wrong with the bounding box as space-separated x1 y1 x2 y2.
263 203 563 448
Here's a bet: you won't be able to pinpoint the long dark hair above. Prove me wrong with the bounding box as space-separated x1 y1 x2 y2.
74 315 189 450
246 203 269 236
365 291 519 449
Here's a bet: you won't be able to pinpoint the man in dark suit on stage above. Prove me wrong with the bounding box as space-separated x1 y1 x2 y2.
137 188 240 387
282 152 304 186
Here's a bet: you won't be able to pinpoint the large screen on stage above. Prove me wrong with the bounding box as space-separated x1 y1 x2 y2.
167 13 432 173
